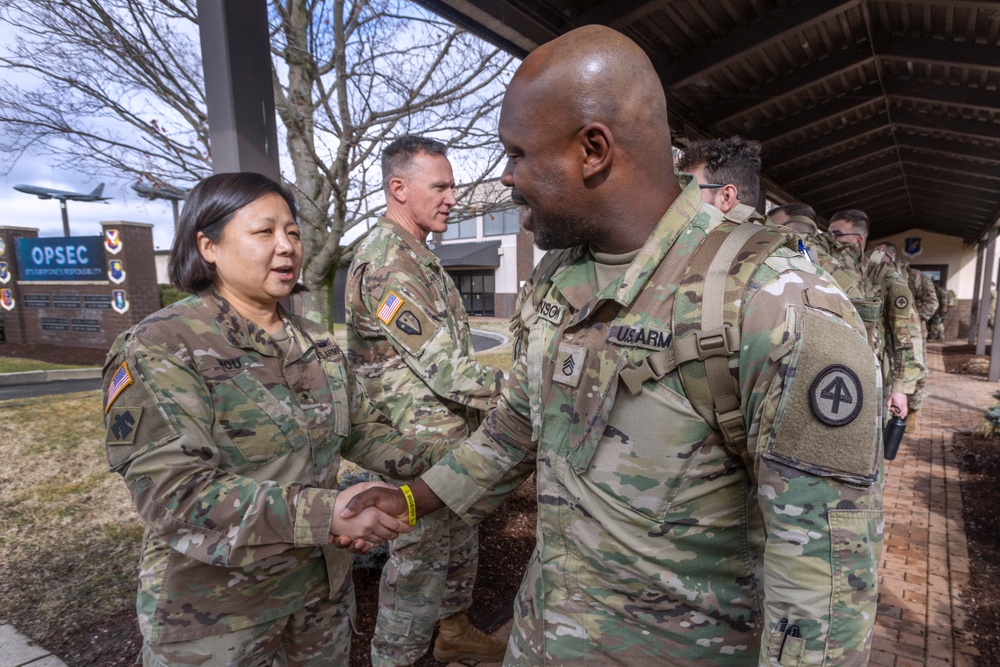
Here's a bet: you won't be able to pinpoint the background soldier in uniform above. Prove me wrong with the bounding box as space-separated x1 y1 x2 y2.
674 136 761 222
929 279 956 340
341 25 883 667
829 211 925 423
346 136 506 666
872 241 936 428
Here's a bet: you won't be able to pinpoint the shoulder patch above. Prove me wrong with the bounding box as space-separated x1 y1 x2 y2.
105 362 133 413
396 310 422 336
809 365 863 426
894 295 909 310
376 291 405 324
107 407 143 445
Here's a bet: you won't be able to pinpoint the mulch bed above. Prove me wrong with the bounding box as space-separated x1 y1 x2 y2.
939 343 992 377
950 431 1000 666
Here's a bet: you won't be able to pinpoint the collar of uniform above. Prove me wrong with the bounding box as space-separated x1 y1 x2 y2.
377 216 440 268
204 288 287 357
551 176 707 312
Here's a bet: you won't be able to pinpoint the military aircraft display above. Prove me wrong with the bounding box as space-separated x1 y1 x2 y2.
131 180 189 201
14 182 112 202
13 182 113 236
132 180 190 228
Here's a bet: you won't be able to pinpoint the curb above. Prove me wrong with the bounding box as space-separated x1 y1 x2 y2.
470 328 509 348
0 620 67 667
0 368 101 387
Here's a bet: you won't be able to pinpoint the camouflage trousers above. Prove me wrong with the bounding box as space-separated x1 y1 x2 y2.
371 505 478 667
928 314 945 340
142 575 355 667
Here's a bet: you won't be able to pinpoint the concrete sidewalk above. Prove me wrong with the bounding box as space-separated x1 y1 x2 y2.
0 342 990 666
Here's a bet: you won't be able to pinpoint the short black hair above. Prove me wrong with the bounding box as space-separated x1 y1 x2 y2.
829 208 870 238
676 136 762 206
169 172 298 294
381 135 448 190
767 202 816 220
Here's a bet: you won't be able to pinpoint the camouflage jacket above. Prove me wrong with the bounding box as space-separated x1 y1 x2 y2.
422 178 884 666
866 261 927 395
101 290 443 644
346 217 503 448
906 265 940 323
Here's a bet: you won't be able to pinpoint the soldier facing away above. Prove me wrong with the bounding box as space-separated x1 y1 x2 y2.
339 25 884 666
346 136 507 666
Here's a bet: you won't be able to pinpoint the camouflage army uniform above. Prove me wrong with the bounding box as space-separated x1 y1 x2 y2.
346 217 504 666
929 286 956 340
903 266 937 411
420 178 884 666
102 290 444 663
866 260 927 404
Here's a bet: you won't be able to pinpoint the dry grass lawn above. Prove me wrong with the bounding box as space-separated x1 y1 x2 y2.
0 389 142 658
0 318 516 663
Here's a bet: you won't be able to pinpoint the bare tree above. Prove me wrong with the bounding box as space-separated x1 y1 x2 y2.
0 0 515 324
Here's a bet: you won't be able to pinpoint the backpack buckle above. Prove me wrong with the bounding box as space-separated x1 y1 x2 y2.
695 325 738 360
716 408 747 449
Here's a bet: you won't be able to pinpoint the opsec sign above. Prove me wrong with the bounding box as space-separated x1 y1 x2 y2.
15 236 105 281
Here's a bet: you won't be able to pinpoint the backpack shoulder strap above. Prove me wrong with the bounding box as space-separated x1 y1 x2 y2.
671 221 789 451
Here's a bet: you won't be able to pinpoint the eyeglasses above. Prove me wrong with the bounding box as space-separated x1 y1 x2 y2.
828 230 863 240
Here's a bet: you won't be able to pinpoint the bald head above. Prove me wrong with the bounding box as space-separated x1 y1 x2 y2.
510 25 672 169
499 26 679 253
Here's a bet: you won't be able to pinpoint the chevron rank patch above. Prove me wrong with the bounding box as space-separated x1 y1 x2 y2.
377 291 405 324
105 362 133 413
553 343 587 388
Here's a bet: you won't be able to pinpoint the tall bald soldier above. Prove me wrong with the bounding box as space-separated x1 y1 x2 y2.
342 26 884 666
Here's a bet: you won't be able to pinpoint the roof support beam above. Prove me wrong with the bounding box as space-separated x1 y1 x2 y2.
765 114 889 167
752 82 884 144
881 37 1000 72
707 44 875 126
664 0 864 90
571 0 663 29
778 140 897 185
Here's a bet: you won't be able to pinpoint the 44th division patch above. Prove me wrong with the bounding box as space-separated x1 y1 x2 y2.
809 364 863 427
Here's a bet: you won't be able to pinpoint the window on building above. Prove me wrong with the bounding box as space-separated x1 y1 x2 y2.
441 216 477 240
483 208 520 236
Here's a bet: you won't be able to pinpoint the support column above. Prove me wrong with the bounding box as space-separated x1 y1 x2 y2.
970 241 985 345
197 0 280 181
976 228 997 356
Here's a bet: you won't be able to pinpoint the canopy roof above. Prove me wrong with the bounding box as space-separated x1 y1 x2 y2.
415 0 1000 242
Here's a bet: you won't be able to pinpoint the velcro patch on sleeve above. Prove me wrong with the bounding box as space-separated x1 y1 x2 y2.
385 300 437 356
766 307 880 484
553 343 587 388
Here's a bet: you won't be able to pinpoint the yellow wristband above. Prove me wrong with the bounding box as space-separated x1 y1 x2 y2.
399 485 417 527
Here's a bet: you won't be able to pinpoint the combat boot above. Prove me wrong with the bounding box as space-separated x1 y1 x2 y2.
432 612 507 664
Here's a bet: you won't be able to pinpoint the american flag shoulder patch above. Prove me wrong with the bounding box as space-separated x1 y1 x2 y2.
105 362 133 413
376 291 405 324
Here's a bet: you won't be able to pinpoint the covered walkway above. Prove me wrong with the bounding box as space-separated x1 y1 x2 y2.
874 342 992 666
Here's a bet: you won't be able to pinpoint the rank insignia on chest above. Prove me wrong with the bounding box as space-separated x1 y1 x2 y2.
537 299 565 325
377 291 405 324
105 362 133 413
606 324 672 350
553 343 587 388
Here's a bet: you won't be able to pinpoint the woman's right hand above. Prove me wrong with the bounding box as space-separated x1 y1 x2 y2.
329 481 409 550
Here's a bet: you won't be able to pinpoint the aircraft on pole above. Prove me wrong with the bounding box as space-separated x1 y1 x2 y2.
132 180 190 229
13 182 113 237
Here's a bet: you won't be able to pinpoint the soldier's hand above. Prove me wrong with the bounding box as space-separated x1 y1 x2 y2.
887 392 909 419
329 481 409 548
340 485 409 523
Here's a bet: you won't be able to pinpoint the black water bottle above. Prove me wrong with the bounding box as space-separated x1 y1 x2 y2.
883 416 907 461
